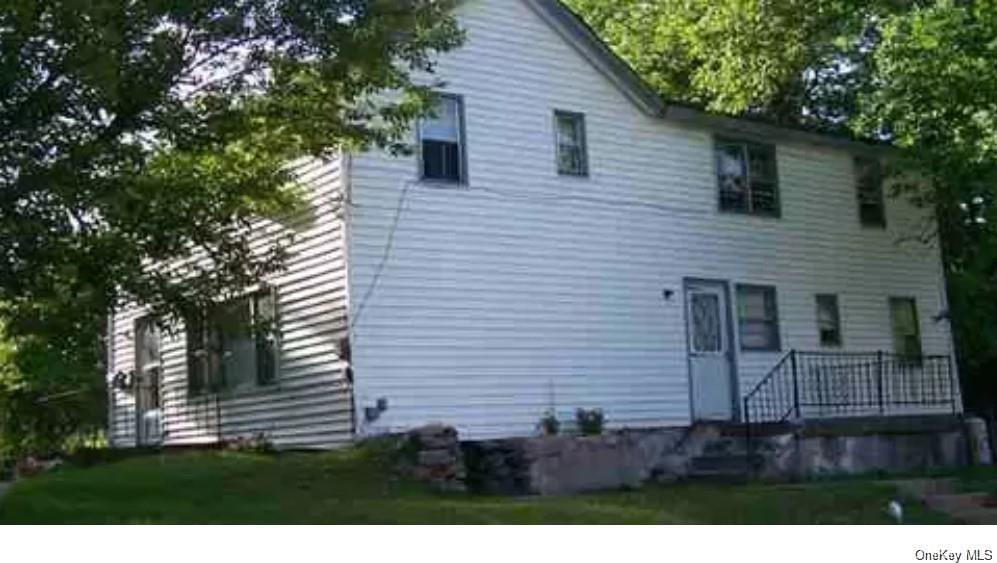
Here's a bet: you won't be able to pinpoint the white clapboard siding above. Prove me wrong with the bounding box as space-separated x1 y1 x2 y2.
346 0 957 439
108 155 353 449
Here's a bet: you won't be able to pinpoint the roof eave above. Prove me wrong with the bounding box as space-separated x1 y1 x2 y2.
523 0 666 117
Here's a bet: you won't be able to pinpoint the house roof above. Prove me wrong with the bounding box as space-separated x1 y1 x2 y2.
523 0 892 155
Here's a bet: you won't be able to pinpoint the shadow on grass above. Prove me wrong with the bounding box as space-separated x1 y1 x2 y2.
2 444 987 524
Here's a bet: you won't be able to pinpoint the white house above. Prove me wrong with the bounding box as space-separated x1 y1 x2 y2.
106 0 960 449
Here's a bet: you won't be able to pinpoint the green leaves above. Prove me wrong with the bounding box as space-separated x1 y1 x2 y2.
0 0 462 453
0 0 462 326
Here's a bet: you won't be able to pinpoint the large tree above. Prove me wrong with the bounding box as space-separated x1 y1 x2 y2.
0 0 462 453
568 0 997 407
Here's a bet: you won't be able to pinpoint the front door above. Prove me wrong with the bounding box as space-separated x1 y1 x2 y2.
685 281 735 420
134 318 162 446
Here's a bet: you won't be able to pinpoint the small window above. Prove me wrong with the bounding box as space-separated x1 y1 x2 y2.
554 110 587 176
815 294 842 347
420 94 465 184
716 138 779 216
187 288 279 395
736 285 780 351
889 297 922 358
856 157 886 227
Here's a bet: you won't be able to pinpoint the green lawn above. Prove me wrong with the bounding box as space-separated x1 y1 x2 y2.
0 445 967 524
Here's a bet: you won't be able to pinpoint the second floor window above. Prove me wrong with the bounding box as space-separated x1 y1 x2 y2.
856 157 886 227
716 138 779 217
420 94 465 184
554 110 587 176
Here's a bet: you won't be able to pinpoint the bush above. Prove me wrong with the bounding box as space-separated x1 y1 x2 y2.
538 410 560 436
575 408 604 436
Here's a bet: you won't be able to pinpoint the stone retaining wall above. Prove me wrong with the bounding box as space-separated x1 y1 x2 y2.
463 428 688 495
397 416 990 496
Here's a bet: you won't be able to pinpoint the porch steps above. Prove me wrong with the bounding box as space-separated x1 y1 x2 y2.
686 435 761 481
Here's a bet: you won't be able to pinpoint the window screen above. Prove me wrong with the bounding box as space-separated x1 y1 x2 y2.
737 285 780 351
420 95 464 183
716 139 779 216
187 288 279 395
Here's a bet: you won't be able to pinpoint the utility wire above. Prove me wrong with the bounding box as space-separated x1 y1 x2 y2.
347 180 709 333
349 180 412 333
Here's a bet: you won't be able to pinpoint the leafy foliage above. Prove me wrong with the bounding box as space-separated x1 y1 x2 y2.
568 0 997 407
0 321 106 457
0 0 463 454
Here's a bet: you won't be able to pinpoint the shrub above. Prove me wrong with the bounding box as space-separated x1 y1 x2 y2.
538 410 560 436
575 408 604 436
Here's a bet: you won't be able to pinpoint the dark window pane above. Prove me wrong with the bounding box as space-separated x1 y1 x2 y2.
555 112 587 176
747 144 777 182
186 314 207 395
422 139 461 182
816 294 842 347
856 157 886 227
717 139 779 216
750 181 779 215
717 144 748 212
254 290 278 385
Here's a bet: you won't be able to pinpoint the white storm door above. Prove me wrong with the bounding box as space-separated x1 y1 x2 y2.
686 283 734 420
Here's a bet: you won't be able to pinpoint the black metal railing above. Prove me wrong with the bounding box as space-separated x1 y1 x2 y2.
742 350 958 464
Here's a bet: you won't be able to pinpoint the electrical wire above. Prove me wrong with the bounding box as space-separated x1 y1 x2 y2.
347 179 709 333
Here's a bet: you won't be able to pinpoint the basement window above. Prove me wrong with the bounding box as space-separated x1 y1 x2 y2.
186 288 279 395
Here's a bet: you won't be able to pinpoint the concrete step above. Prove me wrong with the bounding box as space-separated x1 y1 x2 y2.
700 437 748 456
689 453 762 474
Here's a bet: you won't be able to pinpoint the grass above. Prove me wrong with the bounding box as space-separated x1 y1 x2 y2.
0 445 971 524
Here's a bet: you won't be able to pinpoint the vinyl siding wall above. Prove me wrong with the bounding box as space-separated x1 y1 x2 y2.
346 0 957 439
108 156 353 449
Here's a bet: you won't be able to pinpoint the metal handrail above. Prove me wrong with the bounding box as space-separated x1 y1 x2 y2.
742 350 958 474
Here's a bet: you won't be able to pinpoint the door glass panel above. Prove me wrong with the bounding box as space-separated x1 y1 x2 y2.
691 292 722 353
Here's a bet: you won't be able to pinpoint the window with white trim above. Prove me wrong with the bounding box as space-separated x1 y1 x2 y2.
716 138 779 216
889 297 922 358
737 285 780 351
815 294 842 347
554 110 587 176
856 156 886 227
420 94 465 184
187 288 278 395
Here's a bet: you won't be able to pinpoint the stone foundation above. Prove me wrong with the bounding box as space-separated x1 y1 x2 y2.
395 424 466 492
399 416 989 496
463 428 687 495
